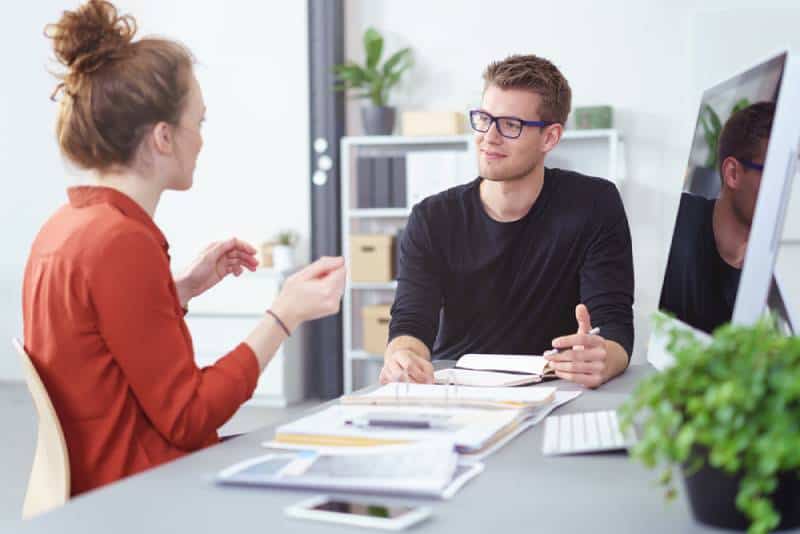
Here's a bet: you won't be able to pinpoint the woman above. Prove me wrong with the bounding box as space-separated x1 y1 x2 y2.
22 0 346 496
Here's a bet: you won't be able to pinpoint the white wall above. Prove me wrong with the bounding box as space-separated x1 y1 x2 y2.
343 0 800 362
0 1 309 380
3 1 800 380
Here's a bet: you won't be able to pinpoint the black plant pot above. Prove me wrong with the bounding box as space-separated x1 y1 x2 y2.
361 105 396 136
682 452 800 531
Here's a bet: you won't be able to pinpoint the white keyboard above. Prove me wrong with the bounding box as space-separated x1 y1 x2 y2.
542 410 636 456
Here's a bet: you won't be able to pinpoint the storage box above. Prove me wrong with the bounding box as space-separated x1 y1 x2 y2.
362 304 392 356
574 106 613 129
401 111 468 137
350 234 395 282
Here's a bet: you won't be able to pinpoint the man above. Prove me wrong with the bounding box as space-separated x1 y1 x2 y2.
380 54 634 388
660 102 774 334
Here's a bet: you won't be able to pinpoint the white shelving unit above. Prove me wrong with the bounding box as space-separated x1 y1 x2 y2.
340 130 625 394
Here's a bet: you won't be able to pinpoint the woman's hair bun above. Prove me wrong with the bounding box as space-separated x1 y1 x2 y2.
46 0 137 77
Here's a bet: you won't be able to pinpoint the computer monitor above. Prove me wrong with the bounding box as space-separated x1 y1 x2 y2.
648 50 800 370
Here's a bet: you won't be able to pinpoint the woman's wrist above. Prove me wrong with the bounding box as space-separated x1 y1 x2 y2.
173 276 193 308
270 296 301 334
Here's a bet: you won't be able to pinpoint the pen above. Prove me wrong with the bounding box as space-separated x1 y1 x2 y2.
544 326 601 356
344 418 447 430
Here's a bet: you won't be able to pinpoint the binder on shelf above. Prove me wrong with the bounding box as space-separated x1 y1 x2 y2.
394 228 404 276
390 156 407 208
373 156 392 208
356 157 375 208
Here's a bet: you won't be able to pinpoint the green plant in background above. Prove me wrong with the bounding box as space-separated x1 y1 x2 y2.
275 230 298 247
333 27 412 107
619 315 800 534
699 97 751 168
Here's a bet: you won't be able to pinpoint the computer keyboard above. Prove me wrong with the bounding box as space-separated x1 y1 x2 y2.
542 410 636 456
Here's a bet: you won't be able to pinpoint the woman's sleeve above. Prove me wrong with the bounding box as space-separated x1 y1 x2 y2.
88 228 260 449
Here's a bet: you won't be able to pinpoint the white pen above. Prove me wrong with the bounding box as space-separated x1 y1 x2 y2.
544 326 601 356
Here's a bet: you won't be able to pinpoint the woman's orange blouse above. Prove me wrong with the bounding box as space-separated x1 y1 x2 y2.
22 186 259 496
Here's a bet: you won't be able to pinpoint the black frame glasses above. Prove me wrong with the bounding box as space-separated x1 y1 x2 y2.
738 158 764 172
468 109 557 139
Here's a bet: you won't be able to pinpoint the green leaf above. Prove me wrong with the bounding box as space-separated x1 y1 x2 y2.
707 104 722 133
382 47 411 76
363 27 384 71
731 97 751 115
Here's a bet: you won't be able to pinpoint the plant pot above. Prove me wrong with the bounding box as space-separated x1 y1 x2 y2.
682 449 800 530
687 165 720 198
271 245 294 272
361 105 396 135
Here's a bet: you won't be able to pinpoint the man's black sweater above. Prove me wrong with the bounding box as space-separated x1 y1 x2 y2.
389 169 635 360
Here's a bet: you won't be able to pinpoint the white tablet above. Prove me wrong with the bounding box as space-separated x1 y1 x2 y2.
284 495 432 530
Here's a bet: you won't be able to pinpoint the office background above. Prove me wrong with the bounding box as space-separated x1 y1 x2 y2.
1 1 800 382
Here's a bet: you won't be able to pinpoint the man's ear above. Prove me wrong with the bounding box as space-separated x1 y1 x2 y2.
720 156 741 190
540 123 563 154
151 122 174 156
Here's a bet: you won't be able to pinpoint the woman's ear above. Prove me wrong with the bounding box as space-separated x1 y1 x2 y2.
151 122 174 156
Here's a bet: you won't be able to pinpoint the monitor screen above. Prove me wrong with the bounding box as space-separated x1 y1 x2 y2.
658 54 785 334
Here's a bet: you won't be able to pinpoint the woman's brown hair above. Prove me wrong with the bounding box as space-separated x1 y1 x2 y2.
46 0 194 171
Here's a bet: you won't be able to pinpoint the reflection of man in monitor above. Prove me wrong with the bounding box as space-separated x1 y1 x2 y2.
660 102 775 334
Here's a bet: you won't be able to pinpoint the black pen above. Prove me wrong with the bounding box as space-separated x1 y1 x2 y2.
344 418 446 430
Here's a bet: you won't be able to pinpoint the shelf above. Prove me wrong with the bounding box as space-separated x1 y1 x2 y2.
349 281 398 290
347 350 385 362
561 128 620 140
349 208 411 218
342 134 472 147
341 129 618 147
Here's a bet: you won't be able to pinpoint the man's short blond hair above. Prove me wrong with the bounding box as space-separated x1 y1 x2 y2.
483 54 572 125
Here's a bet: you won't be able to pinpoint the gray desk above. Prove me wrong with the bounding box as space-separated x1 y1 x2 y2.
17 365 719 534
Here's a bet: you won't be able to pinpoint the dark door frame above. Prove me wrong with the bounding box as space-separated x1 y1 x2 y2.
307 0 345 399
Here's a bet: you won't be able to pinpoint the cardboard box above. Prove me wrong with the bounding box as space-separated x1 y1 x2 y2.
350 234 395 282
362 304 392 356
401 111 467 137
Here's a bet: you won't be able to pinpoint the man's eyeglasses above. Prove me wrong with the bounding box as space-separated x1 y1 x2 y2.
738 158 764 172
469 109 557 139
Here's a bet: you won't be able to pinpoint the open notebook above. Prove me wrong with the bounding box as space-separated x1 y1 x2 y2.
433 354 555 387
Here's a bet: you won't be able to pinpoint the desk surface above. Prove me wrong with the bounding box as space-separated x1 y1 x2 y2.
17 365 720 534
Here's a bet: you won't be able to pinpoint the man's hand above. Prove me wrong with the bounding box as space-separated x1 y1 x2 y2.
545 304 611 388
379 348 434 385
175 238 258 307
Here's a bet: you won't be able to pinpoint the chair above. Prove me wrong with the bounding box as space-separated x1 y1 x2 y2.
12 338 70 518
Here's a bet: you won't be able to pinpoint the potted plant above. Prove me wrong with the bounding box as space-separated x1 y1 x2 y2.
333 27 412 135
620 316 800 534
269 230 298 272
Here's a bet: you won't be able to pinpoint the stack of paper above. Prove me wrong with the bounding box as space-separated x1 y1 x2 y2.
271 403 521 454
217 441 485 499
266 383 579 457
343 382 555 415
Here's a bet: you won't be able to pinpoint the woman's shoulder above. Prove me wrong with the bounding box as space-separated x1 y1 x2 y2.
32 201 165 272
